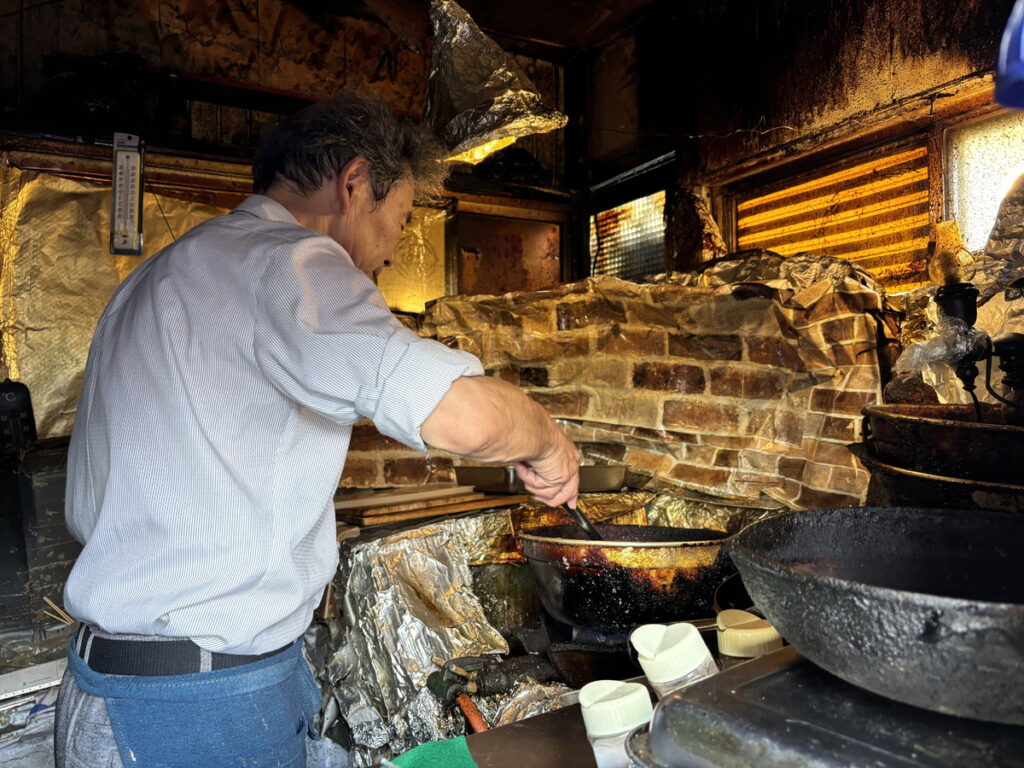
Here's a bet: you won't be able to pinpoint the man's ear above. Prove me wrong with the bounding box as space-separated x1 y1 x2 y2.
336 156 370 213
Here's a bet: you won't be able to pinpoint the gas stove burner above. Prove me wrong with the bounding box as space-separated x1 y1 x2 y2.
514 612 641 689
569 625 629 648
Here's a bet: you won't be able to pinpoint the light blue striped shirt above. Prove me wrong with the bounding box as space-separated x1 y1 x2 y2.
64 195 483 654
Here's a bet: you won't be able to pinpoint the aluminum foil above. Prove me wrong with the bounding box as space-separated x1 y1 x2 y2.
1 163 457 438
376 207 448 314
0 623 76 675
645 492 782 533
980 171 1024 305
668 189 728 269
654 249 885 295
328 519 509 766
425 259 889 508
892 178 1024 406
487 679 573 728
425 0 567 164
323 497 653 765
0 165 225 437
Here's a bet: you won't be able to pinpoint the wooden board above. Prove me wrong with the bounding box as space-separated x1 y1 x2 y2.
338 494 531 527
356 492 488 517
334 484 476 511
335 522 361 543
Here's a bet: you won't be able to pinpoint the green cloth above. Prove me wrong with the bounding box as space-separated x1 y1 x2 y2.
391 735 478 768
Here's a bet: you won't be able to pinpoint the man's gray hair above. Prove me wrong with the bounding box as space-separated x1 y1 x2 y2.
253 93 448 203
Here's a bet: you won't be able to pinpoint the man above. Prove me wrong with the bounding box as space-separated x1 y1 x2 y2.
55 93 579 767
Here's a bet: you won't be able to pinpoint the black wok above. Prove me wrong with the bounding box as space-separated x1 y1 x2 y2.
730 506 1024 725
518 524 732 634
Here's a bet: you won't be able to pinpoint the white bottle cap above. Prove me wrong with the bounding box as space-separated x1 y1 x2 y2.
578 680 653 737
716 609 783 658
629 623 710 684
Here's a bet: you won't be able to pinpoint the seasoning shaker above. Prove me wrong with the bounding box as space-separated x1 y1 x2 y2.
629 623 718 699
579 680 653 768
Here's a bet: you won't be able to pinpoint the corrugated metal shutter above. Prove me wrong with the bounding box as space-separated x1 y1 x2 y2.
737 145 930 291
590 190 666 281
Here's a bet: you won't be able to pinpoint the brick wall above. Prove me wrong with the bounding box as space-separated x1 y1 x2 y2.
343 257 890 509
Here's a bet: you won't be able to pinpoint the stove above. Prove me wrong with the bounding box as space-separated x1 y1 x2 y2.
517 612 640 688
517 609 731 692
627 645 1024 767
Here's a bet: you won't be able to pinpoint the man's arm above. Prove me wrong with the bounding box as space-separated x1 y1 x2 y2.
420 376 580 508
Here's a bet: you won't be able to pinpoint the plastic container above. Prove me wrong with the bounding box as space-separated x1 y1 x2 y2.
716 609 783 669
579 680 653 768
629 623 718 698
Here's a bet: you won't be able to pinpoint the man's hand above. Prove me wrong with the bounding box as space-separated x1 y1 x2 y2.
513 431 581 508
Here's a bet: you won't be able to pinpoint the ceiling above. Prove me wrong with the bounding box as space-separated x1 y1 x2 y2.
457 0 663 49
342 0 664 52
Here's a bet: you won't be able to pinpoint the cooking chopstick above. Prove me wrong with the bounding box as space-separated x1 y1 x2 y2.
42 596 75 624
41 614 74 626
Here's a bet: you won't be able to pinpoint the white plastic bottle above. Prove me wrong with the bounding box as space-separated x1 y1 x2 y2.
578 680 653 768
716 609 783 669
629 623 718 699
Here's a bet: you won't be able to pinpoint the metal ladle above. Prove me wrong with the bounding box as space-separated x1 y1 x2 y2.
563 499 603 541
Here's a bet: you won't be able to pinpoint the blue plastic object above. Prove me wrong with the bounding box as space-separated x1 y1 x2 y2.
998 0 1024 108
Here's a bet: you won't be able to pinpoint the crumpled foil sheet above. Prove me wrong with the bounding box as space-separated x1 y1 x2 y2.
322 497 645 765
485 679 573 728
668 189 728 269
0 162 454 437
327 519 509 766
645 492 783 534
896 285 940 348
425 0 567 164
375 207 448 314
979 171 1024 305
892 178 1024 405
0 164 225 437
0 623 75 675
512 491 653 537
424 256 891 508
653 249 886 295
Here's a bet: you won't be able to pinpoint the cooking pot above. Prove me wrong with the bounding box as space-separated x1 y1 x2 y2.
730 506 1024 725
518 524 732 634
862 403 1024 484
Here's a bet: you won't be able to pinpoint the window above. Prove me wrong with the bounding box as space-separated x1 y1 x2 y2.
946 110 1024 252
736 146 931 291
590 190 666 282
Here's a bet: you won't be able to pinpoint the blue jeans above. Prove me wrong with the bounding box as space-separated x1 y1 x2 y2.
57 636 320 768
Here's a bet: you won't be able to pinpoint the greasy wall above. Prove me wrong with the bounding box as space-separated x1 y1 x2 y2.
589 0 1016 182
0 0 429 150
0 1 562 172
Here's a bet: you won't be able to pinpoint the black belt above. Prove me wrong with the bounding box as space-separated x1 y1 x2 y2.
75 625 290 676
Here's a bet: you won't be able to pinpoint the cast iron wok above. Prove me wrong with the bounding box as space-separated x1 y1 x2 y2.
730 506 1024 725
518 524 732 634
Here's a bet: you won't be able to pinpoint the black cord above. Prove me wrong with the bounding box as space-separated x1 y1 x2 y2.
968 388 982 423
984 342 1024 415
148 185 177 243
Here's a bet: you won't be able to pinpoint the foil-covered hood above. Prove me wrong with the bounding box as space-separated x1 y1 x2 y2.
425 0 567 164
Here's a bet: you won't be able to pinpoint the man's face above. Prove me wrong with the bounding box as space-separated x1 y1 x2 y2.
339 178 415 278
